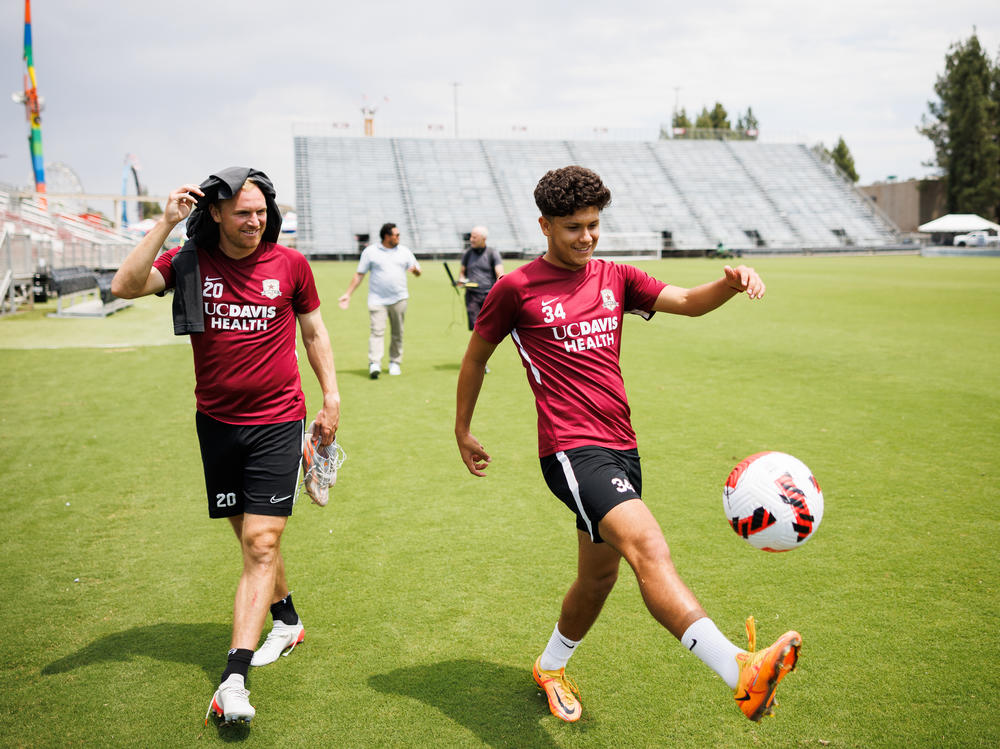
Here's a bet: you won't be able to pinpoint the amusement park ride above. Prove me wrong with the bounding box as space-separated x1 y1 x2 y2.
10 0 45 207
9 1 162 230
2 2 167 315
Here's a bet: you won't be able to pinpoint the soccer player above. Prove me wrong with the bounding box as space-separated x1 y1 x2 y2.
454 165 800 723
112 168 340 727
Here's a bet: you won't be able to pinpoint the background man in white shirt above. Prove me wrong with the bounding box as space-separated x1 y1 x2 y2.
339 222 422 378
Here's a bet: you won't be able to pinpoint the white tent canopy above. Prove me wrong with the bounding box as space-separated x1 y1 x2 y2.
918 213 1000 233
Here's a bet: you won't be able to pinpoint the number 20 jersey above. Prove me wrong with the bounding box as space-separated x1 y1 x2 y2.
474 257 666 457
154 241 320 424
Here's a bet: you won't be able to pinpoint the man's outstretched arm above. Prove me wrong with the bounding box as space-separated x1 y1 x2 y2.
337 272 365 309
653 264 765 317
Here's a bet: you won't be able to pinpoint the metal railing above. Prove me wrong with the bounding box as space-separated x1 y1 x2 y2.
810 145 901 237
0 187 144 313
1 190 138 273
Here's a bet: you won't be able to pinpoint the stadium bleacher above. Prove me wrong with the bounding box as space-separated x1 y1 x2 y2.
1 134 904 316
293 135 901 257
0 187 137 315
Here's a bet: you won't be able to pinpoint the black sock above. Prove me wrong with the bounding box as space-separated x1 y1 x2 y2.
270 592 299 626
221 648 253 684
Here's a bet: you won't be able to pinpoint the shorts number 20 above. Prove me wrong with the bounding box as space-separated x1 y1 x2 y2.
216 492 237 508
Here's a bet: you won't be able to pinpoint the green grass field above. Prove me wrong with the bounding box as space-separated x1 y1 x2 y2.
1 255 998 747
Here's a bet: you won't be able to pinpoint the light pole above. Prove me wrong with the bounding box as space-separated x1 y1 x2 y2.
452 81 461 138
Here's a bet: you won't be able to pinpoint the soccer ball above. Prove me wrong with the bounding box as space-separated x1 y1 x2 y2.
723 451 824 552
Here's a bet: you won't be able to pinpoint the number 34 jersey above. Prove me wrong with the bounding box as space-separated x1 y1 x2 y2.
475 256 666 457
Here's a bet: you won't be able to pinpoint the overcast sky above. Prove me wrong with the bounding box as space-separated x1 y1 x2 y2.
1 0 998 208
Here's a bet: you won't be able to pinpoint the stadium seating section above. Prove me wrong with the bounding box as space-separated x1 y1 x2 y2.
294 137 899 257
50 266 98 296
1 188 138 315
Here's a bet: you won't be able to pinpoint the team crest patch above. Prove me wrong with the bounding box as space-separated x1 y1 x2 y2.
601 288 619 311
261 279 281 299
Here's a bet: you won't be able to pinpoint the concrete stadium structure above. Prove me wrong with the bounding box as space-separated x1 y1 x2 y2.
294 135 900 258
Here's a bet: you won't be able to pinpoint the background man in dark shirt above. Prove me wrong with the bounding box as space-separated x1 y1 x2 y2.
458 225 504 331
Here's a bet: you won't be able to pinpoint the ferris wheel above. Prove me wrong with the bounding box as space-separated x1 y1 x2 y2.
44 160 85 214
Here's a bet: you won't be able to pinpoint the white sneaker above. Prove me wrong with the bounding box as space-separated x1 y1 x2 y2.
205 674 255 725
301 421 346 507
388 362 401 376
369 363 380 379
251 619 305 666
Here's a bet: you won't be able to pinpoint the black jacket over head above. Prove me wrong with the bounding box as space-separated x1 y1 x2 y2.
166 167 283 335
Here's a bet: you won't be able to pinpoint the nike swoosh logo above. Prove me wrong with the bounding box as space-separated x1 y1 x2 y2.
205 276 222 282
269 494 292 504
554 693 578 714
558 639 577 649
688 639 697 651
735 690 751 702
541 298 559 306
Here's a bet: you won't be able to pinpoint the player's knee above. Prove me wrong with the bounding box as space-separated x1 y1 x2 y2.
242 531 280 566
628 529 672 571
580 567 619 602
593 568 620 599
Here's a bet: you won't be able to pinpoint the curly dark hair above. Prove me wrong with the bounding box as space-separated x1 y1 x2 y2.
534 165 611 217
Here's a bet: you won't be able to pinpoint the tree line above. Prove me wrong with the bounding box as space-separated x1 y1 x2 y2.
667 28 1000 208
671 103 760 136
921 30 1000 221
669 103 860 181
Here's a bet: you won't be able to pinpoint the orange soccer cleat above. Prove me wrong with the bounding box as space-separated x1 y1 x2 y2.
733 616 801 721
533 657 582 722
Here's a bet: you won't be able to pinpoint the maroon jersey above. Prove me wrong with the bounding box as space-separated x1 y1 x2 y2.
475 257 666 456
154 242 320 424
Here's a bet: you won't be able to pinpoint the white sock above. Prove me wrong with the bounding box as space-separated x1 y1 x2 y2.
680 617 743 689
539 624 581 672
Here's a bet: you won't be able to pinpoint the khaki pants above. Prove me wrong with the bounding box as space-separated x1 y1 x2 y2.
368 299 407 367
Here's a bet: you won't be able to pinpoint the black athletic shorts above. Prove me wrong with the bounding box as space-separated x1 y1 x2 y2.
540 445 642 543
195 411 303 519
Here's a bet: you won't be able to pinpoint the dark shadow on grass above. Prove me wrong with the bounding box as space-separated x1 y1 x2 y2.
432 362 461 372
368 659 560 748
210 721 252 743
42 622 229 683
344 367 380 379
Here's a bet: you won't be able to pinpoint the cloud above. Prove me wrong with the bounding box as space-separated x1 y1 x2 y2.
1 0 997 197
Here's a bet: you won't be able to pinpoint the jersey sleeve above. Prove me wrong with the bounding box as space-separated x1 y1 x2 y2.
473 274 519 344
622 264 667 318
292 252 321 314
152 246 180 290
